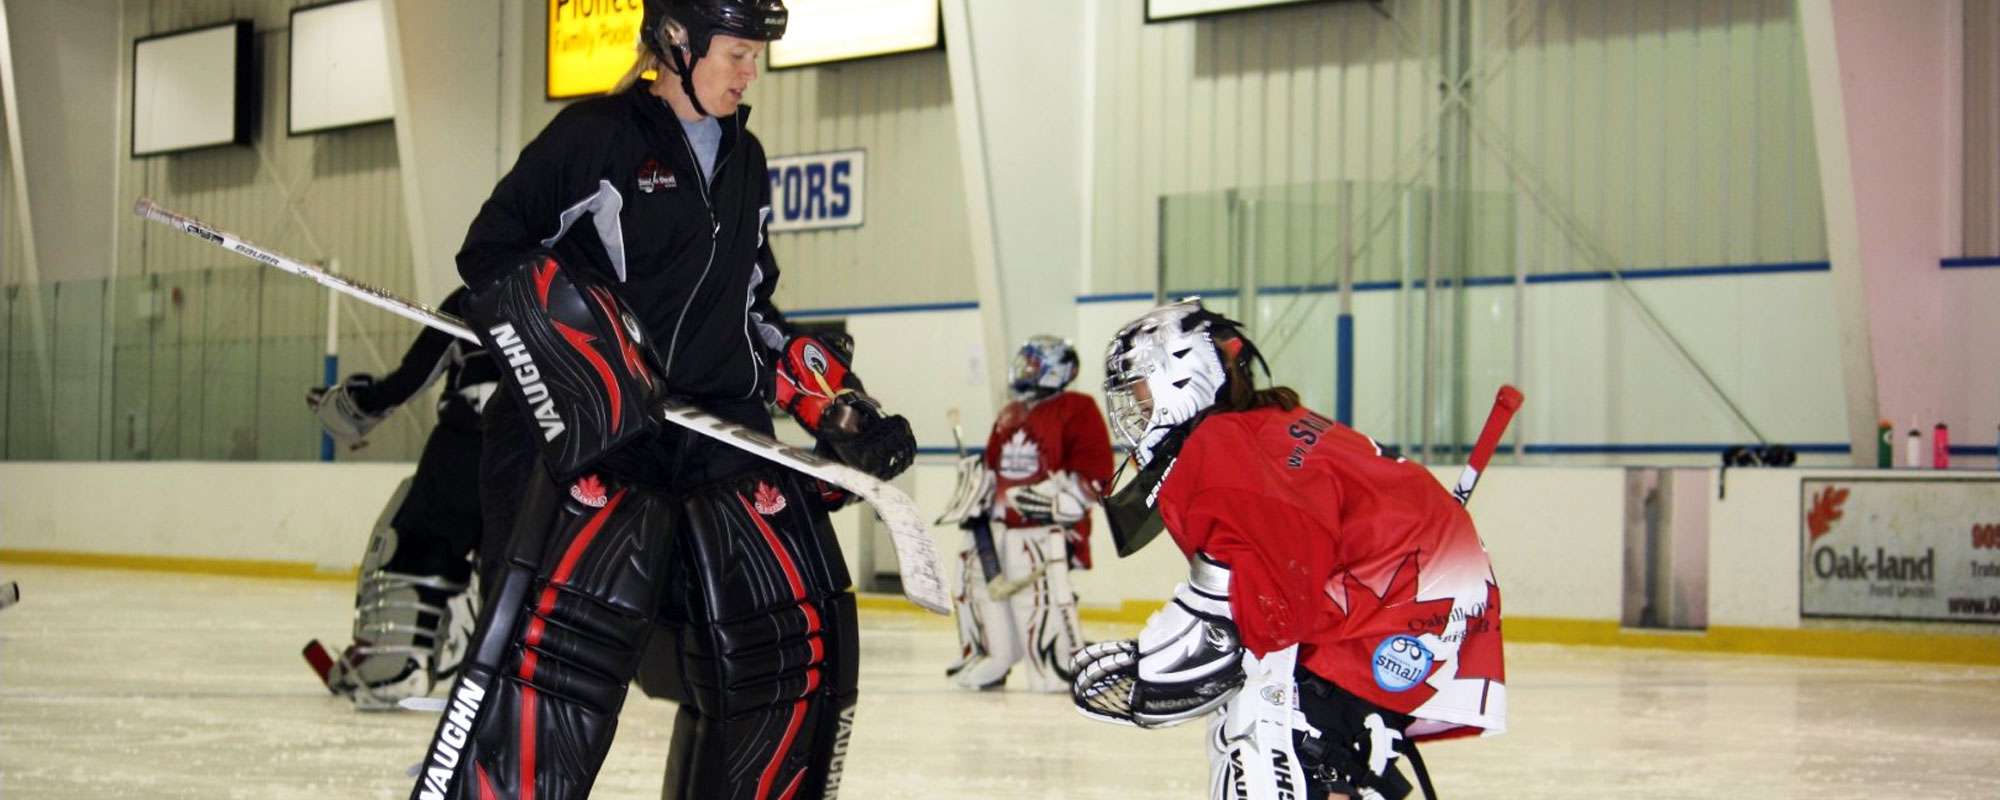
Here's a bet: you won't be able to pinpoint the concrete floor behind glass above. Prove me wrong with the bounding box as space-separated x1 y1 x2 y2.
2 563 1997 799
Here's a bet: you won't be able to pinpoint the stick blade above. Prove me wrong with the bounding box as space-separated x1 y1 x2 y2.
834 466 951 615
301 639 343 693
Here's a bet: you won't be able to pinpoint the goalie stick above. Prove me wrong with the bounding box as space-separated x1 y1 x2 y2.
134 198 950 615
1450 384 1526 507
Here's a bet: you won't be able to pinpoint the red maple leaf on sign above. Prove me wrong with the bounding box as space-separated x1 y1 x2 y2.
1806 485 1849 542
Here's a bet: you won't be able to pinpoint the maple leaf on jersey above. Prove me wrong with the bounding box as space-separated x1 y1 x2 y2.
1452 580 1505 685
1329 553 1458 704
1806 486 1849 543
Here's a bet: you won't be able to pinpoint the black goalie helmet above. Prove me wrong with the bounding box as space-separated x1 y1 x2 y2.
643 0 789 64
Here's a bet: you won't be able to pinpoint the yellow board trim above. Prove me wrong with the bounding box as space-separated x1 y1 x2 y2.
1 549 356 582
12 552 1994 666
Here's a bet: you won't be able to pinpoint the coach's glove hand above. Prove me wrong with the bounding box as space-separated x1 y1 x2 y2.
814 393 917 480
773 333 862 431
1072 553 1243 729
1005 471 1092 525
307 373 385 448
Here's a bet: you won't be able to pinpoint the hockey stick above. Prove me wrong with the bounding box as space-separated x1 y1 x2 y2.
133 198 950 615
1450 385 1525 507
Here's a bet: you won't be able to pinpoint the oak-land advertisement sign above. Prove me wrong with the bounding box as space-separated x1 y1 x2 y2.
1800 478 2000 623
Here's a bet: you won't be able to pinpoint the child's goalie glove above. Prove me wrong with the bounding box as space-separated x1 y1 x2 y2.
774 334 915 479
1072 552 1243 728
307 374 386 447
1004 471 1093 525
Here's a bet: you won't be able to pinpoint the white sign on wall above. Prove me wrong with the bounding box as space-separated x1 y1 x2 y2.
768 0 941 69
1146 0 1329 22
1800 478 2000 624
766 149 864 233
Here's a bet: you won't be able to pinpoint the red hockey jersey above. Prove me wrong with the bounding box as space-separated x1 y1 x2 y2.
984 391 1117 563
1156 405 1505 739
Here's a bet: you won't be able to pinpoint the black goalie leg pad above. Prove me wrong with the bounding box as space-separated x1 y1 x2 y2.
410 470 676 800
661 472 860 800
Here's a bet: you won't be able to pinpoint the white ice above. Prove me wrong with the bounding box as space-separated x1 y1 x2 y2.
3 563 1997 798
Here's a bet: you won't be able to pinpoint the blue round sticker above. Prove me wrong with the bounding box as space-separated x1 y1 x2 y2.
1372 635 1433 692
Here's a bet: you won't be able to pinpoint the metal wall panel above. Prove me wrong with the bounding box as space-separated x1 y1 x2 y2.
1478 0 1823 273
751 51 974 311
1 85 22 286
1091 0 1826 295
1968 0 1999 256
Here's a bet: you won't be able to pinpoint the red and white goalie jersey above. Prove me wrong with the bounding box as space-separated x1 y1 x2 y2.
984 391 1116 565
1156 405 1506 740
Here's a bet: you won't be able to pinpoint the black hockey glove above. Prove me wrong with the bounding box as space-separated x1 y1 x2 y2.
772 332 915 480
813 393 916 480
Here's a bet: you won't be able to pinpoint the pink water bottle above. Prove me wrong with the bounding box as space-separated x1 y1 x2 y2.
1933 422 1950 469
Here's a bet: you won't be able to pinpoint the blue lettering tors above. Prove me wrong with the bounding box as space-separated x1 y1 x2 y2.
765 150 865 232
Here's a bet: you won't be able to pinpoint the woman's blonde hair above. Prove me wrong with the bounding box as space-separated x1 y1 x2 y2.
611 48 662 95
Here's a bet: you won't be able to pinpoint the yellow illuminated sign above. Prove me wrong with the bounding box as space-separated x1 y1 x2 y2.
546 0 646 99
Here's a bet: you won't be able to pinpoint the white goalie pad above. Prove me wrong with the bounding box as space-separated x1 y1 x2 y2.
1208 646 1318 800
935 455 994 525
333 478 473 710
952 526 1079 693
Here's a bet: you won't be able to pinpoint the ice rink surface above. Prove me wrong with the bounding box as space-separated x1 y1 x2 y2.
2 563 1998 799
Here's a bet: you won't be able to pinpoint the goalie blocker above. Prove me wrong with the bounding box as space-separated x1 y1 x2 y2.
469 254 662 481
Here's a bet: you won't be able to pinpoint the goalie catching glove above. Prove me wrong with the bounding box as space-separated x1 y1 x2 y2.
935 455 994 526
308 374 385 447
1004 471 1094 525
1073 553 1243 728
774 333 916 480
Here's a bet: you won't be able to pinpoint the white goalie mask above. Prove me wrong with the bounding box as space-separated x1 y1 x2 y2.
1103 300 1234 466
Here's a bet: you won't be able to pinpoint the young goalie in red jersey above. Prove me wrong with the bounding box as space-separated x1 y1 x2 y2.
938 336 1116 691
1072 300 1505 800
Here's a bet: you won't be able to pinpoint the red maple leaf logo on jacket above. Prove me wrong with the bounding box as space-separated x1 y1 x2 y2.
1806 486 1849 543
753 482 787 516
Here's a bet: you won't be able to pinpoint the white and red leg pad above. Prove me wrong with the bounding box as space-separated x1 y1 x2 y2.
1208 646 1317 800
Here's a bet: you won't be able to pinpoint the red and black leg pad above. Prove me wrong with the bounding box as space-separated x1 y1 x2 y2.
469 253 662 481
658 470 860 800
408 469 676 800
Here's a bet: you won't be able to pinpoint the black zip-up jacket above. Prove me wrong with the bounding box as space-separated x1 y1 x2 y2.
457 80 795 404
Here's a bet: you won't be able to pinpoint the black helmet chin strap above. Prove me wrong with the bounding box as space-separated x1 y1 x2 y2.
661 43 713 119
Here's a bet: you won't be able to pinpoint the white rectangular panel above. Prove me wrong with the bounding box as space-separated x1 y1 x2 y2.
290 0 395 134
132 22 246 156
768 0 939 69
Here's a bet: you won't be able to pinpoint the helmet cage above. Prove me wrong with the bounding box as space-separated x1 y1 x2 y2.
1101 299 1233 465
